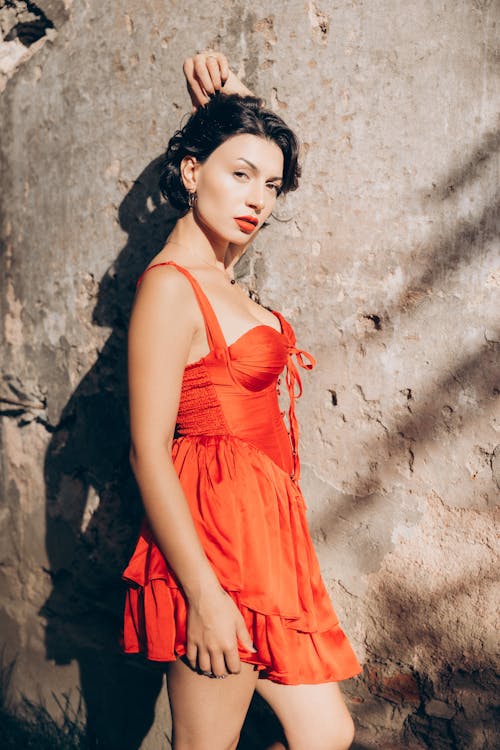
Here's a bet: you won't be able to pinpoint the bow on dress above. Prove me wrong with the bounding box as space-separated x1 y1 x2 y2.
275 312 316 483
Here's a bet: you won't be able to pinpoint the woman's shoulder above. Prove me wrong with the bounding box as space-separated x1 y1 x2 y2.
133 261 201 326
136 260 192 293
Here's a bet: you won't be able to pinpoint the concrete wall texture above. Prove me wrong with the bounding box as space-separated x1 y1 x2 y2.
0 1 498 748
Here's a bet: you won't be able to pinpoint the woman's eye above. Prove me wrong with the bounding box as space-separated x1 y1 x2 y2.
267 183 280 192
233 171 249 180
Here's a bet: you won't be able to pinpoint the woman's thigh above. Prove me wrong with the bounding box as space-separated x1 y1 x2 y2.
255 679 355 750
166 658 260 750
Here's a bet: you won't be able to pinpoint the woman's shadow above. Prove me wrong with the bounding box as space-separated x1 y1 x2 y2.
41 156 177 749
41 157 286 749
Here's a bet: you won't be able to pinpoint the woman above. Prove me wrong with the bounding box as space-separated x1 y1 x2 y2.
121 53 362 750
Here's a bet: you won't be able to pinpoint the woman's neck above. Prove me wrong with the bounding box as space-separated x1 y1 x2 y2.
167 212 246 272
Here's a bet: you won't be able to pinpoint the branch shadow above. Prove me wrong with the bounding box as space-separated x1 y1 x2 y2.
342 124 500 337
312 124 500 747
313 121 500 533
314 331 499 545
401 189 499 305
428 121 500 200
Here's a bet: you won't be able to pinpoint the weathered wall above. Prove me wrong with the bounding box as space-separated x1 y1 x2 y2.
1 1 498 748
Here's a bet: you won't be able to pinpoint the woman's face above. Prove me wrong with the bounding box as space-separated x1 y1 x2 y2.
185 133 284 244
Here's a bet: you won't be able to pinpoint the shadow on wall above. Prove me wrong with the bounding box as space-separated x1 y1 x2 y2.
327 122 500 750
41 156 175 749
40 157 286 750
348 569 499 750
315 122 500 568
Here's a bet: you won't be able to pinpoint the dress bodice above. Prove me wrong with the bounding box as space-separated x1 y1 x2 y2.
135 261 315 482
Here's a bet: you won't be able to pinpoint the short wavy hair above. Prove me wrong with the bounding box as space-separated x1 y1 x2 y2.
159 92 301 214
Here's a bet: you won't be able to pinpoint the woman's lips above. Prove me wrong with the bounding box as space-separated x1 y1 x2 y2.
234 216 258 234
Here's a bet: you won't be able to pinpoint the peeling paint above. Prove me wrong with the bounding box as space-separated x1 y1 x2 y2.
0 0 70 92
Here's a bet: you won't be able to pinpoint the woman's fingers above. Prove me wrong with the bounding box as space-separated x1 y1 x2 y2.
216 53 229 85
194 52 228 93
192 53 216 95
185 641 198 671
183 57 208 107
235 617 257 654
183 52 230 108
197 647 212 675
187 79 208 108
185 588 257 679
187 639 244 679
205 55 222 91
209 649 229 678
224 646 242 675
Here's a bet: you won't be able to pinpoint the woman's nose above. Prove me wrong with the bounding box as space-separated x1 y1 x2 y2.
246 185 265 211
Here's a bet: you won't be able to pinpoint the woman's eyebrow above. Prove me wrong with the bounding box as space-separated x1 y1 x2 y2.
236 157 282 182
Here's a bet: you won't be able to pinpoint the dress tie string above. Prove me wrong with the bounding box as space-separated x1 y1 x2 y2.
284 343 316 483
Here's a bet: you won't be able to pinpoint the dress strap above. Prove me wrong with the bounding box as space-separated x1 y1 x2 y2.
136 261 226 352
272 310 316 483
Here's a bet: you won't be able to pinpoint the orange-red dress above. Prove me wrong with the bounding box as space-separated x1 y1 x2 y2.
121 261 361 685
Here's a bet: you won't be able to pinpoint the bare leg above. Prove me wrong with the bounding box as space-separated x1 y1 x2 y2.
256 679 355 750
166 658 259 750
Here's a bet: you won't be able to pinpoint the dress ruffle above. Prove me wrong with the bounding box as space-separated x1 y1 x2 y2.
122 434 362 683
123 584 361 684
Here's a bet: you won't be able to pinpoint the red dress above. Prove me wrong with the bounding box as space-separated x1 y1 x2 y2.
121 261 362 685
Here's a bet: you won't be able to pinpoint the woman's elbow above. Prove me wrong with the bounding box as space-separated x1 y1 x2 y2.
129 439 173 472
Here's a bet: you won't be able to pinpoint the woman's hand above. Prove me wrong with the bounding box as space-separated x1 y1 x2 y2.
185 583 257 677
183 52 253 109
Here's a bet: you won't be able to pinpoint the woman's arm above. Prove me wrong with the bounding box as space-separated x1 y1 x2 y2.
128 267 255 675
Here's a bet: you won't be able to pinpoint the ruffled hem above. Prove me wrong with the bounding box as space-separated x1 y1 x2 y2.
122 583 362 684
122 434 339 632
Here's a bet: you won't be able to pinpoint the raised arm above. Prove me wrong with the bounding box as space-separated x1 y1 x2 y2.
128 267 255 676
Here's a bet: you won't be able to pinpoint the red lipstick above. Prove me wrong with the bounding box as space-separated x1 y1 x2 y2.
234 215 258 234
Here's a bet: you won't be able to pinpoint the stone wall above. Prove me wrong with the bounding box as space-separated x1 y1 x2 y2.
1 1 498 748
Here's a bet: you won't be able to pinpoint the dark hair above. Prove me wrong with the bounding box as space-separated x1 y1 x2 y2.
159 93 301 213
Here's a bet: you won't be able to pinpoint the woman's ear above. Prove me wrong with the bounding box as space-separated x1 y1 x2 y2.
180 155 199 193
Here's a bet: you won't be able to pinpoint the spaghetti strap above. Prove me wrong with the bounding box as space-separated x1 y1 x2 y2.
136 261 226 352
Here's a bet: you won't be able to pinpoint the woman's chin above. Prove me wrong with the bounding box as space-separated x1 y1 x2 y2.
230 235 254 246
230 227 258 244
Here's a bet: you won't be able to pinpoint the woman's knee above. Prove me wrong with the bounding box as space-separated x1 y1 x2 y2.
334 711 356 750
257 679 356 750
289 711 355 750
173 734 240 750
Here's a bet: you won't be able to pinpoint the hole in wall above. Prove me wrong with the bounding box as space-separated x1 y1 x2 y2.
0 1 66 91
1 1 55 47
362 313 382 330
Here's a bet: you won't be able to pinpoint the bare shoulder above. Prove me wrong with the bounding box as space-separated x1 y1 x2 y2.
133 264 198 323
136 263 193 298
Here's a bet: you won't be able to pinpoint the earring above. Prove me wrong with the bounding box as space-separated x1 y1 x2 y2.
187 190 197 209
